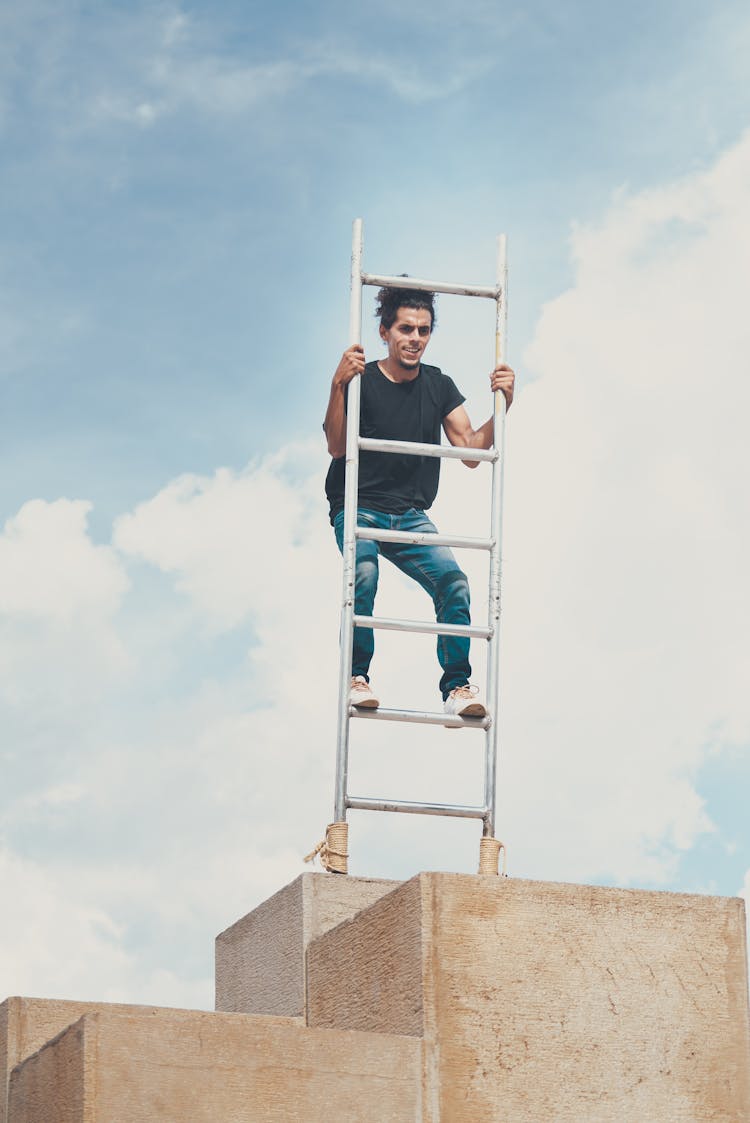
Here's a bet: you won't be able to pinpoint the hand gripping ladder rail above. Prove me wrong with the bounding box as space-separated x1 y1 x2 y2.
313 218 509 877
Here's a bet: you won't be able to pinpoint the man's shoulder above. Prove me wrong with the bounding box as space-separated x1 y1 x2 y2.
420 364 465 417
420 363 462 396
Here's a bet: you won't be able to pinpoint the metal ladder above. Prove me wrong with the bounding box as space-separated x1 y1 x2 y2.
328 218 508 876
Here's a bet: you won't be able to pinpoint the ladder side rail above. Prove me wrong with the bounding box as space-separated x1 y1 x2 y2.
483 234 508 838
333 218 364 826
361 272 497 300
359 437 496 462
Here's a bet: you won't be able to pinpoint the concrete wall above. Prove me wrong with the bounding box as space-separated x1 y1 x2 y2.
215 871 398 1017
8 1007 422 1123
307 872 750 1122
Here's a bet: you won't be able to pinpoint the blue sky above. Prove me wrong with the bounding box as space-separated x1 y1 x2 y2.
1 0 749 1007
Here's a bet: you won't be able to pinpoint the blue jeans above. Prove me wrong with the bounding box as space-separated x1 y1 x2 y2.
333 507 472 700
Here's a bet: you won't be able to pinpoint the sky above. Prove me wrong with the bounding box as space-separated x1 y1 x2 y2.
1 0 749 1010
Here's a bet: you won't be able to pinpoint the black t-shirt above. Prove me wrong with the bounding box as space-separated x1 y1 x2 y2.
325 361 465 522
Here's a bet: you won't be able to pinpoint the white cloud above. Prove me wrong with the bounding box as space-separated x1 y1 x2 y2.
0 499 130 709
70 4 504 128
0 844 212 1007
0 498 128 623
113 443 333 638
0 845 130 1001
496 130 750 882
0 448 341 1007
14 782 86 813
306 46 492 105
143 55 301 119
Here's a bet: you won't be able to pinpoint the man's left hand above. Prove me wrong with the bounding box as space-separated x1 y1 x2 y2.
490 364 515 408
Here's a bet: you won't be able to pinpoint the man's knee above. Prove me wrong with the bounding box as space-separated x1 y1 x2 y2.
434 567 469 611
355 554 379 595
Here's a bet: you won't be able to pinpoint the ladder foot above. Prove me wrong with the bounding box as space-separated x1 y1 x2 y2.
478 836 506 876
304 821 349 874
321 821 349 874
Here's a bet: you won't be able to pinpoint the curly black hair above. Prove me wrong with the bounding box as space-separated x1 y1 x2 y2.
375 281 436 330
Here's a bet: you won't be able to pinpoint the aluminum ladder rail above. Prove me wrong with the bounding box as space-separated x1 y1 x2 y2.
331 217 508 874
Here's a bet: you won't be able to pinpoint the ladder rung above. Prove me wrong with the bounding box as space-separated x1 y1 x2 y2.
356 527 494 551
354 614 491 640
346 795 488 819
361 271 498 301
350 705 490 729
359 437 497 463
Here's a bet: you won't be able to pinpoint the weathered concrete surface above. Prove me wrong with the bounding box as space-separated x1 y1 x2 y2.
8 1017 86 1123
307 872 750 1123
8 1007 421 1123
215 871 398 1017
1 997 193 1123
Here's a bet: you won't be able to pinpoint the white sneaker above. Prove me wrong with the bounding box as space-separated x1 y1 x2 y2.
350 675 380 709
443 684 486 719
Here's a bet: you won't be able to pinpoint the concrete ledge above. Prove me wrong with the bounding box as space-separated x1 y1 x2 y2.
307 872 750 1122
1 997 198 1123
215 871 399 1017
8 1007 421 1122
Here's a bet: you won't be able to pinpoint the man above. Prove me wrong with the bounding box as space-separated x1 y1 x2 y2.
324 286 515 718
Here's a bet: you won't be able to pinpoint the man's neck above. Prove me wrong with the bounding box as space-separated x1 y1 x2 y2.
378 358 421 384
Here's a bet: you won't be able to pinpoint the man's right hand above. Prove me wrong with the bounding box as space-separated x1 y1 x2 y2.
325 345 366 457
333 344 366 386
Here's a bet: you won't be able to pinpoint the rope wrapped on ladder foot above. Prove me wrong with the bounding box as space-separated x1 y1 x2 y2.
478 836 507 876
304 821 349 875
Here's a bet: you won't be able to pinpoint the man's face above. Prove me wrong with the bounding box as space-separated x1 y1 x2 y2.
379 306 432 370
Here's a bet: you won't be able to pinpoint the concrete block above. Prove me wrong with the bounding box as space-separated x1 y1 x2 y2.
8 1007 421 1122
8 1016 85 1123
1 997 192 1123
307 872 750 1122
215 871 398 1017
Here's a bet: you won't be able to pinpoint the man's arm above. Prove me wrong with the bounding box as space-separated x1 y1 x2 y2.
323 344 366 458
442 364 515 468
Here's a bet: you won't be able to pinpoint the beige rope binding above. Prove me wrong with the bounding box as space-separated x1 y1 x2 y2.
304 821 349 875
478 836 507 876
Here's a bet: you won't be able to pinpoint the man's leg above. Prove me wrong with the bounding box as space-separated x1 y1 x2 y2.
333 509 382 684
381 510 472 701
